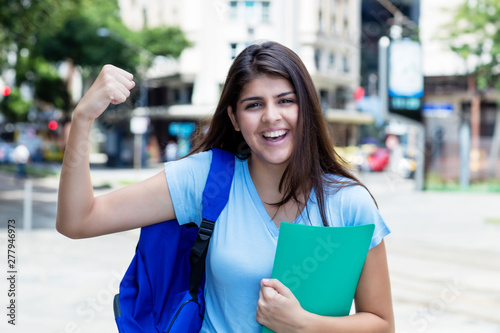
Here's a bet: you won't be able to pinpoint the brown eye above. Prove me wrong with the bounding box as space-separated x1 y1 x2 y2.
245 102 261 110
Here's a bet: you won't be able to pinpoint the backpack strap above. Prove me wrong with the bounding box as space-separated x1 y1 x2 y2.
189 148 235 301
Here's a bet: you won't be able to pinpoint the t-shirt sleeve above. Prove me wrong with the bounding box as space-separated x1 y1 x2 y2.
163 150 212 226
339 185 391 249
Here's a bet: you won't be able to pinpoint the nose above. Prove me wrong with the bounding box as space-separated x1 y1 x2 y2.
261 104 282 124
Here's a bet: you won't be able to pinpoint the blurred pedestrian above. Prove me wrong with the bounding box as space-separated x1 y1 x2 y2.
165 139 178 162
57 42 394 332
12 143 30 179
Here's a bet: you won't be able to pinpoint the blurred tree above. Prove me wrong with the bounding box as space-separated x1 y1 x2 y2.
136 26 193 60
0 0 79 78
38 15 140 74
442 0 500 178
38 0 191 74
32 61 71 111
0 55 70 122
36 0 192 107
0 0 191 118
0 88 31 122
0 0 81 119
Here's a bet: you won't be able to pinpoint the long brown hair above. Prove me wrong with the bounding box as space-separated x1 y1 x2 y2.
190 41 371 226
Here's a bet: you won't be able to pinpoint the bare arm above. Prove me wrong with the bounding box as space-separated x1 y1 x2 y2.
56 65 176 239
257 240 394 333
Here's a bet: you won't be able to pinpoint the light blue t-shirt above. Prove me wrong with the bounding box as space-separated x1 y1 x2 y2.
164 151 390 333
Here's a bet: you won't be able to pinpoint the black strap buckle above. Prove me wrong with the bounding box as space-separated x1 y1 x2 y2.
198 218 215 239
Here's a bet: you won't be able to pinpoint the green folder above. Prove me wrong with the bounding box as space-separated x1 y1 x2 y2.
262 223 375 333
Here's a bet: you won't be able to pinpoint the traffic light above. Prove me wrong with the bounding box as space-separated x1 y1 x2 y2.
1 85 10 107
48 120 58 131
2 85 11 97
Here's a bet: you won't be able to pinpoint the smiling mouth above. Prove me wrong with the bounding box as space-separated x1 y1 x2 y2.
262 130 288 142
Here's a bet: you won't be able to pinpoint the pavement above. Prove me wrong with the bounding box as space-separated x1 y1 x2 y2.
0 164 500 332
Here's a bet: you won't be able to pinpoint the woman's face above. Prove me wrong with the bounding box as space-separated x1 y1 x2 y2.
228 75 299 169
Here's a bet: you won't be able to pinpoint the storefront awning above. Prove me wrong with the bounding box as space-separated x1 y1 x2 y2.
132 105 216 120
323 109 375 125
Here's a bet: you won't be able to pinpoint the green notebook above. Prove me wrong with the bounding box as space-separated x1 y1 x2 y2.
262 223 375 333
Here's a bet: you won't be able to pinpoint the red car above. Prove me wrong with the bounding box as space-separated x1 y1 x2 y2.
367 148 390 171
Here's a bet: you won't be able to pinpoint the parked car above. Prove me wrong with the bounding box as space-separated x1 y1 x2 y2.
367 147 390 172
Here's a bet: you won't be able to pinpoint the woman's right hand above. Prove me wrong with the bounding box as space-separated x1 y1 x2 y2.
57 64 177 239
74 64 136 120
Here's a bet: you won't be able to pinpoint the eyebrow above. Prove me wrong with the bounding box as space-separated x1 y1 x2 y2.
239 91 296 104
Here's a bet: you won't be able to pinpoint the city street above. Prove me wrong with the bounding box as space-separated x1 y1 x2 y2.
0 166 500 332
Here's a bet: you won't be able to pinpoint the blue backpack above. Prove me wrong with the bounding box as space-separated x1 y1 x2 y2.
114 148 235 332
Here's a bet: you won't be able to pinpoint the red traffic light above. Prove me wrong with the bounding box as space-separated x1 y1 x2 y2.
354 87 365 101
48 120 58 131
2 85 11 97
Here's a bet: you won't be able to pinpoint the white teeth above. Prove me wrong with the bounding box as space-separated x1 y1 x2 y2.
263 130 287 138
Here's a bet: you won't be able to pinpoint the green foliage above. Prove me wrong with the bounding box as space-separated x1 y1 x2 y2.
0 88 31 122
0 0 80 71
35 0 192 75
425 172 500 193
0 0 192 120
38 15 140 73
13 55 71 111
442 0 500 90
34 74 71 112
0 163 58 178
137 26 193 59
1 0 192 73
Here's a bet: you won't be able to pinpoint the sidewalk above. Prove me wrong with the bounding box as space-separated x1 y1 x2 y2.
359 172 500 333
0 167 500 332
0 166 160 333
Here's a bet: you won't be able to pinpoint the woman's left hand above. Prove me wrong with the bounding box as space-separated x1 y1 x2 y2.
256 278 308 333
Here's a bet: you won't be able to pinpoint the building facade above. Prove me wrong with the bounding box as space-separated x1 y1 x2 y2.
116 0 370 160
420 0 500 180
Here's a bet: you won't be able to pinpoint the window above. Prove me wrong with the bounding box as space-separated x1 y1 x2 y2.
230 43 238 60
331 0 338 35
320 90 329 111
262 1 270 23
229 1 238 19
329 53 335 70
186 85 193 104
229 1 271 24
173 89 181 104
244 1 256 21
148 86 168 106
318 9 323 32
314 48 321 71
229 1 270 24
335 87 348 109
229 42 249 60
342 56 350 73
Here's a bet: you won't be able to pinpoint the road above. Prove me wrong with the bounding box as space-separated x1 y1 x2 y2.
0 166 499 332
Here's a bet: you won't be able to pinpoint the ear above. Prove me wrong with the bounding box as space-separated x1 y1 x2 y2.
227 105 240 131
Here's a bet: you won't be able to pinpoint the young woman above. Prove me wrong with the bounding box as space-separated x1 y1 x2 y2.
57 41 394 332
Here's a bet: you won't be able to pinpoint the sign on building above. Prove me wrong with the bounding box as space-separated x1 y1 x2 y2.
388 39 423 121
